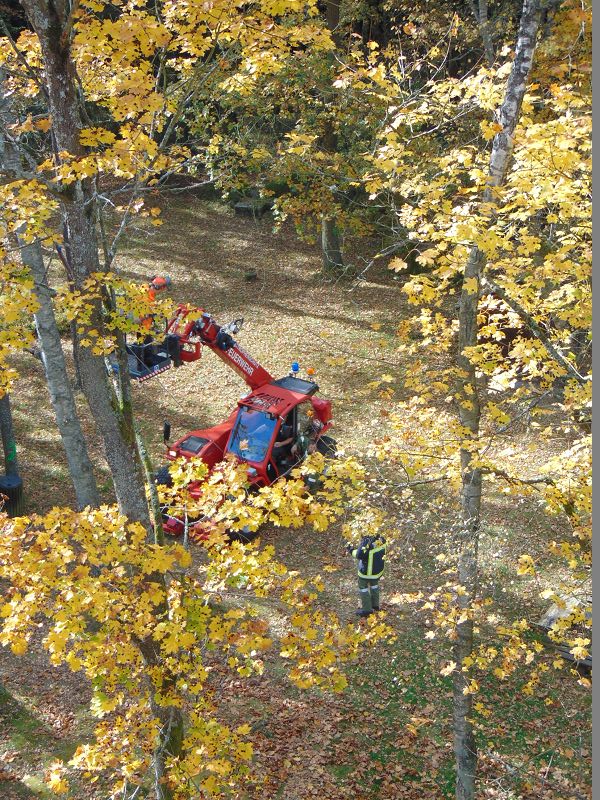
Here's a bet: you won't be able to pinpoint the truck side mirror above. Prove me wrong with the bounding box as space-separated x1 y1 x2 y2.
163 421 171 443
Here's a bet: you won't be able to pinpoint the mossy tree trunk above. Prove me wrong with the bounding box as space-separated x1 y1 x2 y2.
0 395 18 476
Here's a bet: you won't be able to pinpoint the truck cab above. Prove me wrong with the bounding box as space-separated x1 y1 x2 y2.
159 375 333 537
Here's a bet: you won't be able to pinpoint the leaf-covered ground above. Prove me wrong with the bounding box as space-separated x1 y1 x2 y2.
1 196 591 799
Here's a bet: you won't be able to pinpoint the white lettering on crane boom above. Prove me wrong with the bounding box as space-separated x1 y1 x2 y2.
227 347 255 376
236 346 259 367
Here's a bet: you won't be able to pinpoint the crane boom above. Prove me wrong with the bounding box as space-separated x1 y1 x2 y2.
164 304 274 391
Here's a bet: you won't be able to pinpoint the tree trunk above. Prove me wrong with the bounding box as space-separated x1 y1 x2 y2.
321 216 344 272
0 80 100 508
452 3 542 798
0 77 98 507
454 247 483 800
469 0 495 66
320 1 345 273
26 242 101 508
0 395 19 476
136 636 184 800
21 0 151 529
325 0 342 44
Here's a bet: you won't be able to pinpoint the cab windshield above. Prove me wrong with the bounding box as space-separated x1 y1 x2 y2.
227 408 277 463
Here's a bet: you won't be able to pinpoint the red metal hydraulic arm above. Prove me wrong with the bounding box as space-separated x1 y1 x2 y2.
165 304 274 391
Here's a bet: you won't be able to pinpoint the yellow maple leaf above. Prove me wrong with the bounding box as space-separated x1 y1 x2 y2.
416 248 437 266
10 639 28 656
46 762 69 794
388 256 408 272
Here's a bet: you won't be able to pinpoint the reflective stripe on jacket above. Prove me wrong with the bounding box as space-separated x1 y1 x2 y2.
352 536 386 579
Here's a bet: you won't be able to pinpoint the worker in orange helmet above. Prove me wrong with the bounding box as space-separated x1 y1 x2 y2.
147 275 171 301
130 275 175 371
142 275 172 332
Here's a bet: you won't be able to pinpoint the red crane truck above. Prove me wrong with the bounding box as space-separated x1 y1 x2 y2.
131 302 336 538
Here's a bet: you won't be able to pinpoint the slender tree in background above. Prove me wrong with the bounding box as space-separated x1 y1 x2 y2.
468 0 496 65
320 0 345 272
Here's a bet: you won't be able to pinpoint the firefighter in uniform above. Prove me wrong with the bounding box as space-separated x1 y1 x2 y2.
291 408 321 460
347 534 386 617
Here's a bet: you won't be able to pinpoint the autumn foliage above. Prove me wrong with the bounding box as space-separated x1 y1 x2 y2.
0 0 592 799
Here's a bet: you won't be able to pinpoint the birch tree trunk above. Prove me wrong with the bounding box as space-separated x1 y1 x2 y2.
321 215 344 272
453 2 542 798
21 0 151 529
0 74 100 509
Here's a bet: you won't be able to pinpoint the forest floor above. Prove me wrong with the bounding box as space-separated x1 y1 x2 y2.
0 195 591 799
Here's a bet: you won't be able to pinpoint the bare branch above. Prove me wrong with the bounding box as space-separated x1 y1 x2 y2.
480 465 553 486
481 276 589 386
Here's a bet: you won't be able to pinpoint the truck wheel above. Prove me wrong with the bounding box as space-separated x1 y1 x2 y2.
304 473 323 494
317 435 337 457
228 525 259 544
155 465 173 487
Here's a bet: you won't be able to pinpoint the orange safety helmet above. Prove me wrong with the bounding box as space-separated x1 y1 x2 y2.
149 275 172 292
147 275 171 303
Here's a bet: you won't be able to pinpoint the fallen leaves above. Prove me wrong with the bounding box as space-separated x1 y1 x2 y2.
439 660 457 676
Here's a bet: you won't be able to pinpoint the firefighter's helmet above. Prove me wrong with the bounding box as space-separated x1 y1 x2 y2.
150 275 172 291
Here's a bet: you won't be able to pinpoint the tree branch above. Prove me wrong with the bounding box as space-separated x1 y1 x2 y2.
480 466 553 486
60 0 81 50
481 276 589 386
